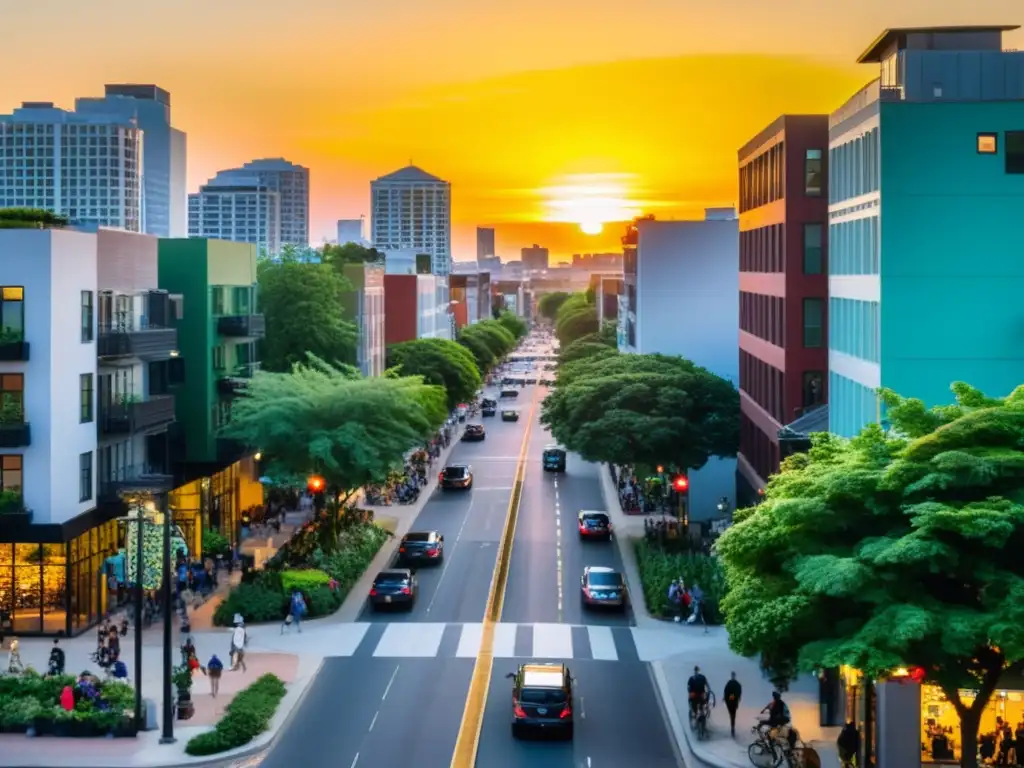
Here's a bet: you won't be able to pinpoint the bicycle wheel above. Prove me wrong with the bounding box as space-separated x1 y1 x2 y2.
748 742 781 768
787 747 821 768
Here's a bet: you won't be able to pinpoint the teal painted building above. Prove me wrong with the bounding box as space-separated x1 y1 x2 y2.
827 26 1024 437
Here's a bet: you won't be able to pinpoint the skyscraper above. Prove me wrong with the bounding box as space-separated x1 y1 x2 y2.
476 226 496 260
188 173 280 256
234 159 309 247
0 102 143 232
337 218 366 245
521 244 550 270
371 165 451 276
75 84 187 237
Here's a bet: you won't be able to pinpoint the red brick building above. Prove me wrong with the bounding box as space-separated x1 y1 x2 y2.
736 115 829 500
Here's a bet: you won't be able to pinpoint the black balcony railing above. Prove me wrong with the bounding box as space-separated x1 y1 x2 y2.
99 395 176 436
98 324 178 360
216 363 260 396
98 463 174 502
0 422 30 448
0 339 29 362
217 314 266 338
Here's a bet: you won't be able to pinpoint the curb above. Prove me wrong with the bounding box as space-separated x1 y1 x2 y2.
650 660 728 768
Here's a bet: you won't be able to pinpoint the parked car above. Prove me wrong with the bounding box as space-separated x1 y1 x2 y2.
397 531 444 566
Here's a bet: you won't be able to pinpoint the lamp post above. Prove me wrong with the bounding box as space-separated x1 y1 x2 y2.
158 490 175 744
116 504 153 730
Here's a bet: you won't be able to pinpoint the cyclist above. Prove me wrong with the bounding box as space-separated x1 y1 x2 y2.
759 691 795 750
687 665 710 720
837 721 860 766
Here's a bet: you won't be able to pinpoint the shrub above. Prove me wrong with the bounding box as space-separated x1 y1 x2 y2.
213 582 288 626
305 584 342 617
633 538 727 623
202 528 231 559
280 568 331 593
184 674 287 756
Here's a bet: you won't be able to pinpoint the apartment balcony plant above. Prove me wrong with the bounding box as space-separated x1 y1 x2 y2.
0 327 29 362
0 489 32 525
0 401 30 448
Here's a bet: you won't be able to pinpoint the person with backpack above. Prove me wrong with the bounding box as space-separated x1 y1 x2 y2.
206 654 224 698
283 589 307 633
760 691 796 750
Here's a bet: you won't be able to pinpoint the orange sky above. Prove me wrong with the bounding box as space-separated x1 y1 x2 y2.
1 1 1021 260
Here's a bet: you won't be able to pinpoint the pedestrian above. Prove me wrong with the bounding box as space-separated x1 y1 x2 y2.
724 671 742 736
230 616 248 672
206 654 224 697
7 637 23 674
48 639 66 676
282 589 307 634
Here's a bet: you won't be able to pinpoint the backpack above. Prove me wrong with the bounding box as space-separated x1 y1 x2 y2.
292 593 307 615
782 702 791 721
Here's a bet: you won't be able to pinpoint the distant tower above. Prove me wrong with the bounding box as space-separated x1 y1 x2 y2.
371 165 451 275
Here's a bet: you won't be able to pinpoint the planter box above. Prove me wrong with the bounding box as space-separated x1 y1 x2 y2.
0 510 32 526
0 341 29 361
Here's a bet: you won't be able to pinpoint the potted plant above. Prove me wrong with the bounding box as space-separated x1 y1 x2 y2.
0 489 31 524
173 664 195 720
0 399 22 425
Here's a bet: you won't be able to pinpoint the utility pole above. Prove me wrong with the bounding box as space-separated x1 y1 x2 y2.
159 491 175 744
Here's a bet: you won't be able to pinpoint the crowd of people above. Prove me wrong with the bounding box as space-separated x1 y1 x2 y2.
363 424 455 506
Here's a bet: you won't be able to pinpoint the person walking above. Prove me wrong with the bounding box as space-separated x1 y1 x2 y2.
282 589 306 634
230 615 248 672
723 671 742 736
206 654 224 697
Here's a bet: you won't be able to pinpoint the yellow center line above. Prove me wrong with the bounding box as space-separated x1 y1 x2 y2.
449 386 539 768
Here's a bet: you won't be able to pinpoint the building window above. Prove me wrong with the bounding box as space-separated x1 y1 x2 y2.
0 286 25 341
212 345 225 371
0 373 24 420
80 373 94 423
79 451 93 502
80 290 94 343
211 287 225 316
803 298 824 348
803 223 823 275
802 371 824 409
977 133 998 154
804 150 823 196
0 455 22 491
1006 132 1024 174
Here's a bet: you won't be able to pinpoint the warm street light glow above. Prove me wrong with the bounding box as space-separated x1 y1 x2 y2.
672 475 689 492
307 475 325 493
254 452 262 461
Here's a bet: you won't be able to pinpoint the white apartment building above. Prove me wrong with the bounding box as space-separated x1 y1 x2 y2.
188 175 281 256
0 102 143 232
371 166 452 276
337 218 367 246
233 159 309 247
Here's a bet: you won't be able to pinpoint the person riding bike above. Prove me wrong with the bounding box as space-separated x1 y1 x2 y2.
759 691 796 750
687 665 710 720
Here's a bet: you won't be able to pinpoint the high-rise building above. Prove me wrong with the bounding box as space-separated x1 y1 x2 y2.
75 84 188 237
476 227 496 260
371 166 451 276
735 115 829 499
0 102 142 232
337 218 366 245
827 26 1024 438
521 244 550 271
235 159 309 247
188 174 281 256
573 253 623 270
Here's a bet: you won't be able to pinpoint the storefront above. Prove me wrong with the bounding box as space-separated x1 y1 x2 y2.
921 683 1024 763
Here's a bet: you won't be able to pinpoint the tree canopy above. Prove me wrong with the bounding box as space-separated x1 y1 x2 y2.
0 207 69 229
495 310 528 340
320 242 384 267
457 319 518 371
554 292 599 347
222 357 447 494
538 292 571 320
387 337 482 409
716 383 1024 768
541 352 739 471
257 260 358 372
557 323 618 365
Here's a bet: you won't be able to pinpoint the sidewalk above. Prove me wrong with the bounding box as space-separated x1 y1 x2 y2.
597 463 842 768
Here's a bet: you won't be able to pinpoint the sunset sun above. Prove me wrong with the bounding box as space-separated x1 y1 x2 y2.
540 173 642 237
579 220 603 235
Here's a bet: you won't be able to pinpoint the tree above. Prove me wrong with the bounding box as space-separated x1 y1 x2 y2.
538 291 571 320
257 261 358 372
716 383 1024 768
222 356 447 497
541 352 739 471
557 324 618 365
457 331 496 372
460 320 517 360
0 207 68 229
320 242 384 267
387 338 482 409
554 292 599 347
495 310 528 340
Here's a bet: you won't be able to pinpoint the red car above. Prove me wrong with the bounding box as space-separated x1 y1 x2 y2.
577 511 612 540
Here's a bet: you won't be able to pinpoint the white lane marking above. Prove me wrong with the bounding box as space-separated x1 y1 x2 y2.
427 498 474 614
586 626 618 660
350 753 360 768
493 622 518 657
472 486 515 491
456 622 484 657
374 623 446 657
368 711 378 731
381 665 400 700
580 697 586 720
532 622 573 658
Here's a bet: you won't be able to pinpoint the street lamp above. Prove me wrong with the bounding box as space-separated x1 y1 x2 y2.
716 496 730 515
115 504 152 730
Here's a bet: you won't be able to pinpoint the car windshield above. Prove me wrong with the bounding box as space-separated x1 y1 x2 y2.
588 572 623 587
520 688 566 705
375 573 408 585
444 467 468 479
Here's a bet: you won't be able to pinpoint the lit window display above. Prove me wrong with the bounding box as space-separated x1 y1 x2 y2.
922 685 1024 763
0 543 67 634
122 507 189 590
69 520 119 634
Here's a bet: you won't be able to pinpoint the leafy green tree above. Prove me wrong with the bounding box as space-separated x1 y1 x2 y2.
257 261 358 372
538 291 571 320
0 207 68 229
461 320 516 359
541 353 739 471
320 242 384 267
716 383 1024 768
222 356 447 497
457 331 496 372
557 324 619 365
387 337 483 409
554 292 599 347
496 310 528 339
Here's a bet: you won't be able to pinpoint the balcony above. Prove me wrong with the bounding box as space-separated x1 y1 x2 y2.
98 464 174 503
218 314 266 338
0 331 29 361
98 324 178 360
217 363 260 396
0 421 30 448
100 395 176 436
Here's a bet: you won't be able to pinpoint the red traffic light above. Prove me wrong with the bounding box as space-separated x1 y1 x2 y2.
307 475 325 493
672 475 689 492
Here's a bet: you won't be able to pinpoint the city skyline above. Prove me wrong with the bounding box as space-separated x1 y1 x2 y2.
2 1 1022 258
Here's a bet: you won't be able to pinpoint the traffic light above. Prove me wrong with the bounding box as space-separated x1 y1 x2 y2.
656 465 664 474
672 474 689 493
307 475 325 494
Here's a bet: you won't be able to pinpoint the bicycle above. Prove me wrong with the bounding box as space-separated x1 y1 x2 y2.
692 691 716 740
747 723 821 768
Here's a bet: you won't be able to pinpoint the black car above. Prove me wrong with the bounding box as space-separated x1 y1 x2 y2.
525 377 538 385
439 464 473 490
502 410 520 422
577 510 612 540
480 398 497 409
580 566 628 611
463 424 486 441
369 568 418 610
500 389 519 398
398 531 444 565
482 406 497 417
508 663 574 739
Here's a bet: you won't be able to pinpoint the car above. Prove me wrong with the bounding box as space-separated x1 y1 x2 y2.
502 410 520 422
577 510 612 540
439 464 473 490
482 406 497 417
369 568 418 610
397 531 444 565
580 566 628 611
480 398 497 409
500 389 519 398
507 662 574 739
463 424 486 441
525 377 538 385
543 446 566 472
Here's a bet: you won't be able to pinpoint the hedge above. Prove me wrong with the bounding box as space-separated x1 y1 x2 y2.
184 674 287 756
632 538 727 623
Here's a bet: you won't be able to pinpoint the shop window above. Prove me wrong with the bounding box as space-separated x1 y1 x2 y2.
1006 131 1024 174
80 373 94 423
80 290 94 343
0 373 24 420
977 133 998 154
0 286 25 340
79 451 93 502
805 149 823 196
0 543 68 635
1 455 22 490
